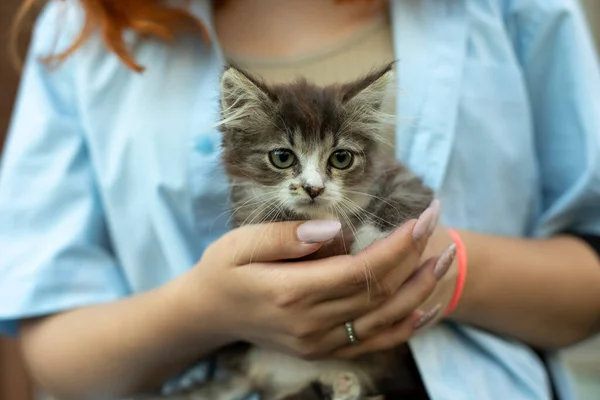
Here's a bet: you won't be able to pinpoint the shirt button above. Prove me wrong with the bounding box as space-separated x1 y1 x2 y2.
195 136 214 154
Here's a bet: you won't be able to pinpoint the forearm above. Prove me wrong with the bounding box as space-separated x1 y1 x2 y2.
451 231 600 349
19 273 229 400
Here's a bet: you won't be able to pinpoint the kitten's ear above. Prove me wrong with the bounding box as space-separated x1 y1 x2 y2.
341 63 396 113
220 66 275 115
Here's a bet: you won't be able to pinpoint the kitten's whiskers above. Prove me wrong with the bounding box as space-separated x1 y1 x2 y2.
331 202 376 298
247 199 286 264
338 195 396 230
232 198 279 265
225 189 280 226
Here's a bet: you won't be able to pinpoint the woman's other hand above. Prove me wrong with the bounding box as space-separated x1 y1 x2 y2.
179 217 436 360
331 209 459 359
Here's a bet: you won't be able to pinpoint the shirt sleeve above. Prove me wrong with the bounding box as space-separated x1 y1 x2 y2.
505 0 600 238
0 1 130 337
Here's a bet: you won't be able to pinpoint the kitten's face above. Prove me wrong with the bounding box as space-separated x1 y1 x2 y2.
218 65 394 219
234 127 371 218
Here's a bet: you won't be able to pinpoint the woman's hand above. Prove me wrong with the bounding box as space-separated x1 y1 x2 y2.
331 216 459 359
180 216 437 360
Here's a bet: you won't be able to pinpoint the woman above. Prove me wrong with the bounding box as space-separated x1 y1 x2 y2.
1 0 600 399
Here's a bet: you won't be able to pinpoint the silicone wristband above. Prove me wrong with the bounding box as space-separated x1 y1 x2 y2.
444 229 467 316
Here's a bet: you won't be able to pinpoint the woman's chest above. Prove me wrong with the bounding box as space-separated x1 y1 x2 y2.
74 0 539 256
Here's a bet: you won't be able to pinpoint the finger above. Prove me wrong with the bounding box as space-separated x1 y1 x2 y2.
411 199 440 245
345 219 423 292
414 303 443 330
309 286 389 332
266 207 436 304
313 258 437 349
308 259 437 329
280 220 419 303
368 249 434 305
352 258 437 340
352 202 439 298
330 312 422 359
299 234 351 260
227 220 342 265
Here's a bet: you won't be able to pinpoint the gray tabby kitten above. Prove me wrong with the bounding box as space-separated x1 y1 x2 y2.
182 64 436 400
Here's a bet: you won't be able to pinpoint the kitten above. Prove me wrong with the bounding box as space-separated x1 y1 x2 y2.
183 64 435 400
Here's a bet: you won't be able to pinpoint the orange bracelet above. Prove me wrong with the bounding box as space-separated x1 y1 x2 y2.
444 229 467 316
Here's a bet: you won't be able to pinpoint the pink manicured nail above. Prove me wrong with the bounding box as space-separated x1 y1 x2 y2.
412 200 439 241
414 304 442 330
427 199 441 236
434 243 456 281
297 220 342 243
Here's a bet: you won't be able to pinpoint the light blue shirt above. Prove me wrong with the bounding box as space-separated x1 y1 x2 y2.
1 0 599 399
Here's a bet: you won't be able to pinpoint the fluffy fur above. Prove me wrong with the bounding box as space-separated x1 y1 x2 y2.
174 64 434 400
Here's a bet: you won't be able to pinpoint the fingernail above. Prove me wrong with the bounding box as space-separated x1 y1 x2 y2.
297 220 342 243
414 304 442 330
412 204 435 241
434 243 456 280
427 199 441 236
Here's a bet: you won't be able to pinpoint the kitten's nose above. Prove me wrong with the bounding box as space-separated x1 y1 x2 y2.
303 185 324 199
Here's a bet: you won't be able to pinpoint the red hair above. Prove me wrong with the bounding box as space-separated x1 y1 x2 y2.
11 0 215 72
11 0 369 72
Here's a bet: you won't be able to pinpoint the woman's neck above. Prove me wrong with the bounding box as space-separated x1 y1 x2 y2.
214 0 387 59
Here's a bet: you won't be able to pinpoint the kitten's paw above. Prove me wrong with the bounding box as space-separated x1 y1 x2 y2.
329 372 362 400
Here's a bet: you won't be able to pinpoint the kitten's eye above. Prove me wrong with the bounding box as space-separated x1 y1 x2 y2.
269 149 296 169
329 150 354 170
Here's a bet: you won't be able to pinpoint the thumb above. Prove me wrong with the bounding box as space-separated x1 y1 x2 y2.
226 220 342 265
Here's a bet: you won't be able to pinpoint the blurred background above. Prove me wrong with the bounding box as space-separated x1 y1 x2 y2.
0 1 599 399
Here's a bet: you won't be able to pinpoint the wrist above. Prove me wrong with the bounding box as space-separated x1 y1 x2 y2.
160 270 235 350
